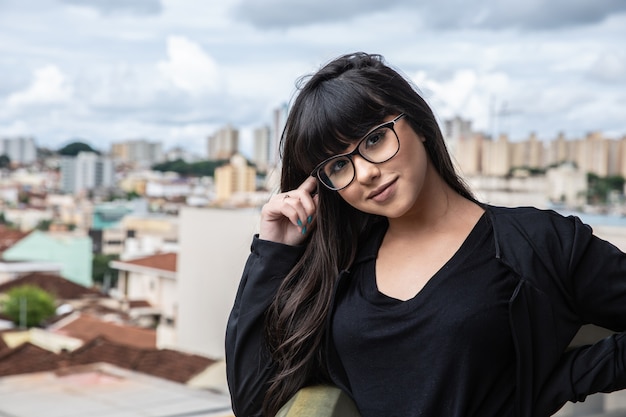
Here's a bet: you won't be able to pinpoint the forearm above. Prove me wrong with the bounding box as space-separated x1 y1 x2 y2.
226 236 305 416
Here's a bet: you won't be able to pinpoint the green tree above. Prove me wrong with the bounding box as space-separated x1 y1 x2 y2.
58 141 100 156
1 285 56 328
92 253 119 290
587 173 625 204
126 190 140 200
35 219 53 231
151 158 231 177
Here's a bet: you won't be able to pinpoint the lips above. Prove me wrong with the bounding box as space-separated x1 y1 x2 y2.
367 178 397 200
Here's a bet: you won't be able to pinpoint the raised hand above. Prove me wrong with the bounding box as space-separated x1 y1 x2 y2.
259 176 318 246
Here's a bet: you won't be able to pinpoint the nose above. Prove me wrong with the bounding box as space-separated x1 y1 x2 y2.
352 155 380 185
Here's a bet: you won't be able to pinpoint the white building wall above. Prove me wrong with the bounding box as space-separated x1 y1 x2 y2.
0 137 37 165
177 207 259 358
161 278 178 322
60 152 115 194
127 271 158 303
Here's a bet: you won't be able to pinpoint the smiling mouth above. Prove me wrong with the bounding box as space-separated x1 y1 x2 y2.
367 178 397 199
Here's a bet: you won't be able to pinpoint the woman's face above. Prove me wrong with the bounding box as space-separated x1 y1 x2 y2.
336 115 432 219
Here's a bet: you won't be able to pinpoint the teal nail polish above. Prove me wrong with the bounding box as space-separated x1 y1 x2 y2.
297 219 303 227
307 215 313 224
301 226 307 235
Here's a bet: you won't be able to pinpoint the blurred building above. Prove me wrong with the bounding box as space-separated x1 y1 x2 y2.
213 153 256 202
119 214 179 259
482 134 511 176
546 162 588 207
207 124 238 160
253 125 271 173
110 252 178 347
111 139 164 168
445 116 626 179
444 116 473 160
176 207 258 359
2 230 92 287
0 136 37 166
271 103 289 167
59 152 114 195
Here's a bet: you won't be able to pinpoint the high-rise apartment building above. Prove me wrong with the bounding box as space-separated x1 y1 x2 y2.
510 133 544 169
482 134 511 176
271 103 288 166
207 125 239 160
214 154 256 202
60 151 114 194
0 136 37 165
253 125 271 173
576 132 611 177
444 115 626 180
111 139 163 168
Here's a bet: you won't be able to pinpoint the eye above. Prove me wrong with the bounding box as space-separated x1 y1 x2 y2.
363 128 388 149
328 158 350 176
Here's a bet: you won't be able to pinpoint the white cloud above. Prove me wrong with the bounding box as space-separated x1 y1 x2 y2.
6 65 72 108
157 36 221 95
411 69 515 134
589 51 626 82
0 0 624 151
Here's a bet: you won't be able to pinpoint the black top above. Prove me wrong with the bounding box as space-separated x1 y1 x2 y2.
332 213 518 417
227 206 626 417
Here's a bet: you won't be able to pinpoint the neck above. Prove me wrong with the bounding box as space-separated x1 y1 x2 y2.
386 175 480 239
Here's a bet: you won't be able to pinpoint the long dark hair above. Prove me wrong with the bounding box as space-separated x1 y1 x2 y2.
263 52 473 416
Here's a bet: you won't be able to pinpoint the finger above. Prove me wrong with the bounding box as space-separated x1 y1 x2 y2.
297 175 318 195
283 195 310 232
297 190 317 227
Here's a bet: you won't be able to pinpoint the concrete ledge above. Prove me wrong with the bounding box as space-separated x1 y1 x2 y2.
276 385 361 417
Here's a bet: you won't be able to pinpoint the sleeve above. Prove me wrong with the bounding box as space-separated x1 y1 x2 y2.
566 223 626 398
568 221 626 332
225 235 305 417
537 217 626 413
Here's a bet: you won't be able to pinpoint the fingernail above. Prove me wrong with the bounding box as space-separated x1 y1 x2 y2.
307 215 313 224
297 219 303 227
301 226 307 235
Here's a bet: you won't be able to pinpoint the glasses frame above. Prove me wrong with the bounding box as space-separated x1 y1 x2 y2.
310 113 406 191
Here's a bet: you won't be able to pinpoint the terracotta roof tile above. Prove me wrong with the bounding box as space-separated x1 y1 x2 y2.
115 252 177 273
52 314 156 349
0 225 30 253
70 336 143 369
0 272 104 300
0 336 216 384
0 342 61 376
128 299 152 308
134 348 216 383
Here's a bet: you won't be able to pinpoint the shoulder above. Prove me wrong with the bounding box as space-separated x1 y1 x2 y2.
485 204 591 237
484 204 594 274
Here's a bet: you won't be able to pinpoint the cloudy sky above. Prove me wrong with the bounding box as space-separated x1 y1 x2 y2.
1 0 625 157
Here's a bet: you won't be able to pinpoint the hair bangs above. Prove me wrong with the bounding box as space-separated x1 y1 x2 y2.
289 76 389 173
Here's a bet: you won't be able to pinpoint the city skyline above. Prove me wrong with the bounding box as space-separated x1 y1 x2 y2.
0 1 625 157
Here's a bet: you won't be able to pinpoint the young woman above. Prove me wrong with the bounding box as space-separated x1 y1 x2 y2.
226 52 626 417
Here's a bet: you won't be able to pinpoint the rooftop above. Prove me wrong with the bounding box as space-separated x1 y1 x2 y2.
0 272 104 299
0 362 233 417
49 313 156 349
0 334 218 384
0 225 30 253
112 252 177 273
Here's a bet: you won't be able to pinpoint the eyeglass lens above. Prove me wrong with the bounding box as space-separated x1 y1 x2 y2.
319 124 399 190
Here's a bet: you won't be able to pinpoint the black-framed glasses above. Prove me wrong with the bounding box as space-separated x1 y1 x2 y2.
310 113 406 191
